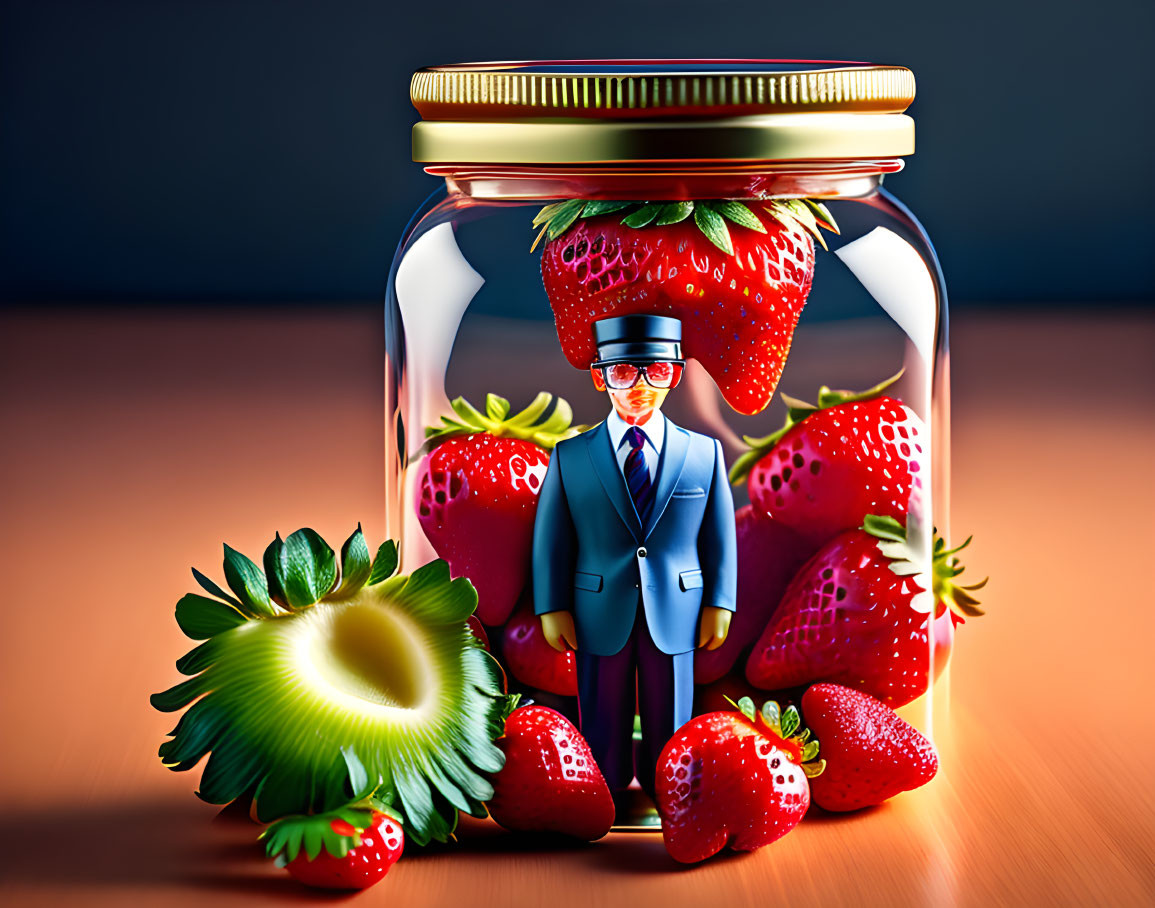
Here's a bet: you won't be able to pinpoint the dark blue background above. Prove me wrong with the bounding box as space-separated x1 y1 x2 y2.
2 0 1152 305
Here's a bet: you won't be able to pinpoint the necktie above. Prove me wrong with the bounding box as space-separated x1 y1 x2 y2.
622 426 654 525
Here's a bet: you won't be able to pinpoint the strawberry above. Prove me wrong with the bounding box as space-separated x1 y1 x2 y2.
802 683 938 811
656 696 824 864
487 704 614 840
730 373 925 547
416 392 580 626
695 505 815 684
262 807 404 891
746 515 986 706
502 602 577 696
533 199 838 415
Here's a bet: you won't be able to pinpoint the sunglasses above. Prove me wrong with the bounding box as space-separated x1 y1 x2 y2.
594 360 685 390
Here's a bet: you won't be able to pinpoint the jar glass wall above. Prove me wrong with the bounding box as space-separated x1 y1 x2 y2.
384 165 953 735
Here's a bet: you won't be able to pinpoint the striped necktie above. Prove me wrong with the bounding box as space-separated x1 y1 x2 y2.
622 426 655 525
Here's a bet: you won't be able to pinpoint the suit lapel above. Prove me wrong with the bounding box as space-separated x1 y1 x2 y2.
586 422 643 540
644 421 690 539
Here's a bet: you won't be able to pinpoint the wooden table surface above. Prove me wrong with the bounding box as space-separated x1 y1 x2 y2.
0 307 1152 906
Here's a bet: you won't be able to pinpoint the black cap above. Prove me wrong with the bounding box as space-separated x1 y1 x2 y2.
591 315 683 366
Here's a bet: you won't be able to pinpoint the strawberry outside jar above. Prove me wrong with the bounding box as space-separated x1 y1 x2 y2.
387 61 981 784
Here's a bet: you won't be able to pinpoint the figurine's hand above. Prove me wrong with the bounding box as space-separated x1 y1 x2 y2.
697 606 732 650
540 611 578 652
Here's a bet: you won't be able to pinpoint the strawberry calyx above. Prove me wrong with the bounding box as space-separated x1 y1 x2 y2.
862 514 987 623
498 692 523 727
724 695 826 779
422 392 583 453
260 800 403 866
531 198 839 256
729 370 905 485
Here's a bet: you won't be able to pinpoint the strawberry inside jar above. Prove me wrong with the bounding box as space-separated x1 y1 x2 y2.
390 60 969 819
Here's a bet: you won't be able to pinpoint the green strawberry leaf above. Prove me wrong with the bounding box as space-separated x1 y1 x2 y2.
621 202 663 228
174 593 248 640
544 199 586 240
368 540 399 585
804 199 839 233
802 739 820 762
580 200 635 218
191 568 244 610
736 696 757 723
693 204 733 254
485 393 511 421
532 201 566 228
174 638 218 675
714 200 767 233
278 528 338 608
655 201 694 225
342 746 379 801
802 759 827 778
780 705 801 738
761 700 781 732
333 525 373 598
223 545 277 617
780 199 829 250
263 534 288 607
863 514 907 542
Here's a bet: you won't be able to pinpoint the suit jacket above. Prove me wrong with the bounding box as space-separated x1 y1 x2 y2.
532 416 737 656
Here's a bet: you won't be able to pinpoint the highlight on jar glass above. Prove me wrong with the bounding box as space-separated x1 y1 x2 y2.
389 60 986 842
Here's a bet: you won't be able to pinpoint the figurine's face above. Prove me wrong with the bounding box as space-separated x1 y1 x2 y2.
590 361 682 425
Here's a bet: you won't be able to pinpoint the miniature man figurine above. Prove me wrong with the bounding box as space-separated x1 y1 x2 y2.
532 314 737 805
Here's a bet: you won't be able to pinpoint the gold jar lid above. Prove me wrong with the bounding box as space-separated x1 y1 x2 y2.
411 60 915 165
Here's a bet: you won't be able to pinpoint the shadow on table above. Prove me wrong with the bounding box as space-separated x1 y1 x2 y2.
413 814 787 875
0 797 327 899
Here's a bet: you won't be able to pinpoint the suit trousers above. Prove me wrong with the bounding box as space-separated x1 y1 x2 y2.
575 601 694 798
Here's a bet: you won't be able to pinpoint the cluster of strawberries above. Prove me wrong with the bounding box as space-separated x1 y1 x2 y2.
397 372 984 870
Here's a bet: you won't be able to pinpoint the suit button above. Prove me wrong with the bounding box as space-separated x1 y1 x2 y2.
637 546 647 558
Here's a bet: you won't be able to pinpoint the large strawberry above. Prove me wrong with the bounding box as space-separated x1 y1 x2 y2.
656 696 824 864
416 392 580 626
802 683 939 812
487 704 615 840
746 515 986 706
502 602 577 696
694 504 815 684
534 198 838 415
730 372 925 547
262 807 404 891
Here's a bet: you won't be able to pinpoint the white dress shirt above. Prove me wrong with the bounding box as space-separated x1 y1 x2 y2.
606 409 666 483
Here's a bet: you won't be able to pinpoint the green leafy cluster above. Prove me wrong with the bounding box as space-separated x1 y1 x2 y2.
729 370 905 485
171 526 397 641
531 197 839 255
260 801 401 865
727 695 825 779
151 526 511 847
423 391 582 452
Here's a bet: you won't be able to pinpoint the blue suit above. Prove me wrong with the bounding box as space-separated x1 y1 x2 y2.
532 415 737 794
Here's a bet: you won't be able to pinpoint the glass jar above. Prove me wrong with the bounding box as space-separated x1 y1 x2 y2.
386 61 974 772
